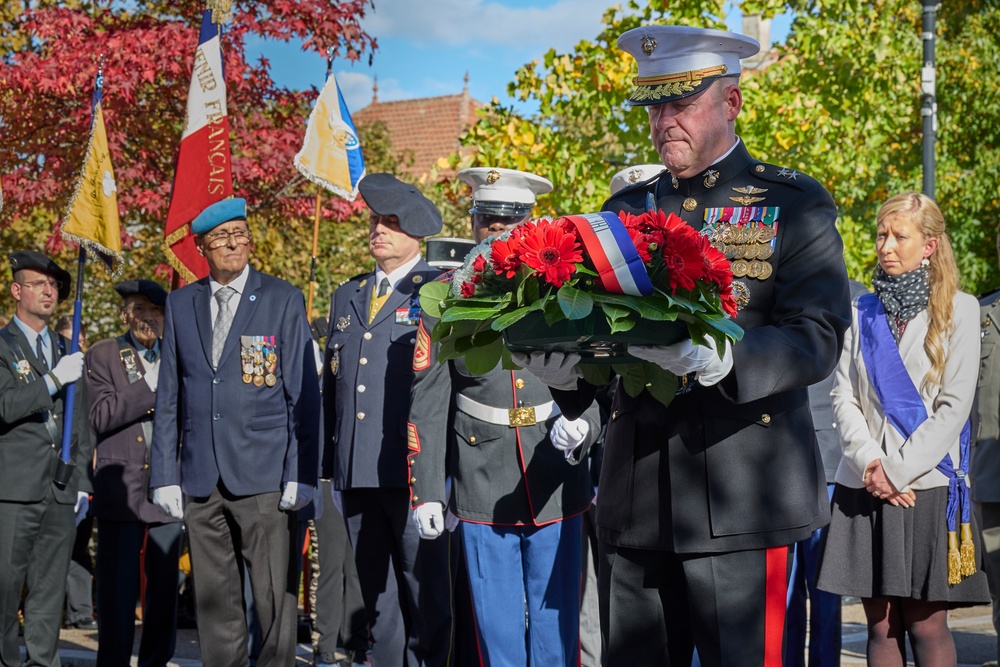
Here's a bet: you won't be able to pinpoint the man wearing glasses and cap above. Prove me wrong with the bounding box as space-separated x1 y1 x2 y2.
518 26 851 666
323 173 450 666
85 279 182 667
149 198 320 667
0 250 91 667
407 167 600 666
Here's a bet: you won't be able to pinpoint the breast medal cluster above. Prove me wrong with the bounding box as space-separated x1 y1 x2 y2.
702 202 779 282
240 335 278 387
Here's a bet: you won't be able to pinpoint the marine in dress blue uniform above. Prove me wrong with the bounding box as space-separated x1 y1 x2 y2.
149 199 320 667
523 26 852 666
408 168 601 666
324 174 451 667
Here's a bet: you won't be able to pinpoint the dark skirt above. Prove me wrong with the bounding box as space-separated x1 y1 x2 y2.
816 484 991 606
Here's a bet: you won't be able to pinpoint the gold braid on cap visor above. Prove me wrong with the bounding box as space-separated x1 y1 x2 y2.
630 64 729 103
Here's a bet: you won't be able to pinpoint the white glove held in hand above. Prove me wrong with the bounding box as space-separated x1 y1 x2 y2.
279 481 315 512
629 340 715 375
510 351 582 391
695 336 733 387
412 502 445 539
74 492 89 526
51 351 84 386
550 415 590 455
152 485 184 520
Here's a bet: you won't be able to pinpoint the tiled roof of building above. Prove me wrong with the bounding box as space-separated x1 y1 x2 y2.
353 80 484 179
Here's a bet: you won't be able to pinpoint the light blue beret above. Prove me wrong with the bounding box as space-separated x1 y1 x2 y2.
191 198 247 234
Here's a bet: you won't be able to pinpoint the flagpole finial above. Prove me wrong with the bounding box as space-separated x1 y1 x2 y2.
206 0 233 25
97 54 105 90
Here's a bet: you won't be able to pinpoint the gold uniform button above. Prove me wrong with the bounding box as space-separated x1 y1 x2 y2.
514 378 525 389
611 410 618 421
137 436 144 443
761 413 771 424
143 464 149 470
357 412 366 420
412 495 419 502
147 408 154 414
363 332 373 341
469 436 477 443
410 477 416 484
359 358 368 365
683 197 697 211
755 165 765 173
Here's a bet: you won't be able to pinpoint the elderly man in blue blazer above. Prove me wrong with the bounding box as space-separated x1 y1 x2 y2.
324 173 451 667
150 198 320 667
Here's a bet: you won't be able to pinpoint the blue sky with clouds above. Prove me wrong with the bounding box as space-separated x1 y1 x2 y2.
248 1 792 113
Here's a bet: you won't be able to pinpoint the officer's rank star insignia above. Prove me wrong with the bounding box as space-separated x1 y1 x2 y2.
777 167 799 180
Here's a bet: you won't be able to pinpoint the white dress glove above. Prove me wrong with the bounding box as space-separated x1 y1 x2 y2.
279 481 315 512
74 492 89 526
510 351 582 391
549 415 590 457
412 502 445 539
152 485 184 520
695 336 733 387
51 351 85 386
629 340 715 375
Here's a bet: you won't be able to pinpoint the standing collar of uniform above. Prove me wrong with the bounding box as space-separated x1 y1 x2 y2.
128 331 159 356
208 264 250 298
12 314 50 348
375 254 422 292
665 137 754 197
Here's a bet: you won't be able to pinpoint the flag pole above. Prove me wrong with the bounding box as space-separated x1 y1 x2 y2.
305 48 333 321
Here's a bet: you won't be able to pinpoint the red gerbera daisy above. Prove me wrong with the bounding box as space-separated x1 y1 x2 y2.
660 225 708 293
627 228 653 263
519 221 583 287
490 236 522 279
701 242 733 289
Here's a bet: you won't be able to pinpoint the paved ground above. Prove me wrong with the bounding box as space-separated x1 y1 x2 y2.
23 601 999 666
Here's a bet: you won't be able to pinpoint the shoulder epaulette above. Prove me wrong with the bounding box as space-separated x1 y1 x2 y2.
751 163 821 191
610 172 665 199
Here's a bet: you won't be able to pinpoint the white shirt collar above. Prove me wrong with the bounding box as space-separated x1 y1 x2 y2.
375 254 422 293
209 264 250 297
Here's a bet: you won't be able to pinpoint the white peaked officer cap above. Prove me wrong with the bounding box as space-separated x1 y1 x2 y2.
618 25 760 106
609 164 667 196
457 167 554 218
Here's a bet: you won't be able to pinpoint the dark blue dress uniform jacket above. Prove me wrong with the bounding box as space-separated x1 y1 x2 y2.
555 140 852 553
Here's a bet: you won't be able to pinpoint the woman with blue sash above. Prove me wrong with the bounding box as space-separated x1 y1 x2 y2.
817 192 990 665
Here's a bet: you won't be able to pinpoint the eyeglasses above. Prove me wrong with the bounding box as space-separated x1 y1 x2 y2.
203 229 252 249
17 278 62 292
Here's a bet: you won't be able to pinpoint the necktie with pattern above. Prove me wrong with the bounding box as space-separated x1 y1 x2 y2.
212 286 237 368
144 347 158 363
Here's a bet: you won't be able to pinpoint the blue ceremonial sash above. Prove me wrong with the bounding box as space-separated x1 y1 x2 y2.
857 293 971 531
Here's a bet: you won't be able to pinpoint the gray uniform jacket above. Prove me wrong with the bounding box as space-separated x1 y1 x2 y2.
974 289 1000 503
0 321 91 503
408 309 600 525
324 260 443 490
554 140 852 553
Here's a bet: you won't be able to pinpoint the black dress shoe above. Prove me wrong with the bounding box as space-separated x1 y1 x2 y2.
67 618 98 630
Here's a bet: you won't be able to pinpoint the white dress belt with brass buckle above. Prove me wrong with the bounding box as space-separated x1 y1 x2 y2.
455 394 560 427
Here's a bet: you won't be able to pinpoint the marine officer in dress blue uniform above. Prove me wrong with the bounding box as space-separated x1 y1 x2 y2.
408 167 601 667
516 26 852 666
324 173 451 667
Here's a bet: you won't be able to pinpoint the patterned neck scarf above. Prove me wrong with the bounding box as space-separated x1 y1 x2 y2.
871 264 930 342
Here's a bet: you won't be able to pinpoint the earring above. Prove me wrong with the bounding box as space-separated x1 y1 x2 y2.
921 258 930 267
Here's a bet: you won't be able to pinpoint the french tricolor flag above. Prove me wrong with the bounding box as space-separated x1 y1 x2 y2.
565 212 654 296
164 10 234 282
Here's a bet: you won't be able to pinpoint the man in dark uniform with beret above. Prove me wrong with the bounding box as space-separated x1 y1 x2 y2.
150 198 320 667
518 25 852 666
408 167 601 666
85 279 182 667
323 173 451 666
0 250 91 667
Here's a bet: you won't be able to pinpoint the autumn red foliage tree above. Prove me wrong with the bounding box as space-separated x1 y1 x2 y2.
0 0 376 334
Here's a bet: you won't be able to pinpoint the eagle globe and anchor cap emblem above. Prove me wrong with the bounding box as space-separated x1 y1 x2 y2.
641 34 657 56
327 112 361 151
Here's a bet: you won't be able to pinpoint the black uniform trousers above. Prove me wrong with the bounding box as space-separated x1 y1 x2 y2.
342 488 452 667
185 486 293 667
0 492 75 667
64 514 95 626
599 542 792 667
313 480 368 657
95 520 182 667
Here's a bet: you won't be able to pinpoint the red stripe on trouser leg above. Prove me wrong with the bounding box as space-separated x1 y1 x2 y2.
763 546 789 666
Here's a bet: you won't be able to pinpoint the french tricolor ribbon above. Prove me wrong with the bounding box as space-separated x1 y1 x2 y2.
564 212 653 296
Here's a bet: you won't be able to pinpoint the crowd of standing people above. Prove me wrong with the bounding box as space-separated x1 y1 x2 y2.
1 21 998 667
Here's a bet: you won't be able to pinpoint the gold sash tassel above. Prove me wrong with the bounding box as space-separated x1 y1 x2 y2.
960 522 977 578
947 531 961 585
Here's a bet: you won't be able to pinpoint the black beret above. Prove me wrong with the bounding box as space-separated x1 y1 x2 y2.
358 173 443 238
8 250 72 302
114 279 168 307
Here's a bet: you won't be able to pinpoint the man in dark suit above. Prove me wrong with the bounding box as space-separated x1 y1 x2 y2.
149 198 320 667
0 250 91 667
324 173 450 666
518 25 852 666
85 279 181 667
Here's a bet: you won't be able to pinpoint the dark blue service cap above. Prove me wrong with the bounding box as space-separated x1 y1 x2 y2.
114 279 168 307
358 173 443 238
191 198 247 235
8 250 72 302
